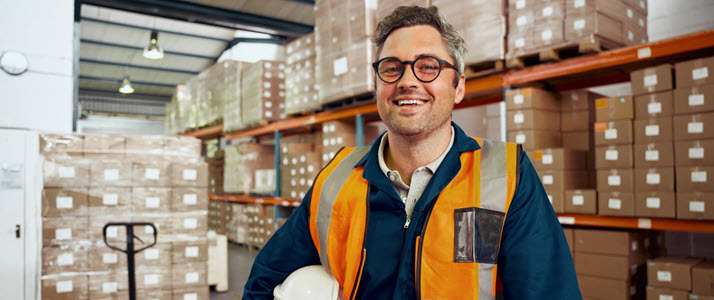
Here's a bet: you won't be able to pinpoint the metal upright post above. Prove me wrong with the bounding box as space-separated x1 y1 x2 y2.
274 130 282 231
502 86 512 142
355 114 365 147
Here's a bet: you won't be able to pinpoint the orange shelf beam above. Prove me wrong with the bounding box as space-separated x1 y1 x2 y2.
183 124 223 139
209 194 301 207
557 214 714 233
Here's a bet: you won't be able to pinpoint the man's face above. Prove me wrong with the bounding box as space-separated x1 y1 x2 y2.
376 25 465 138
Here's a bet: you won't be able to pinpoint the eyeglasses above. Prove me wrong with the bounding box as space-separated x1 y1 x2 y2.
372 55 459 84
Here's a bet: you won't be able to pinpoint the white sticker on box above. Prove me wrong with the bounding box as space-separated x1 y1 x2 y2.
290 169 296 176
264 91 271 98
186 272 199 283
543 175 553 185
184 218 198 229
330 138 336 146
145 224 155 234
689 94 705 106
145 248 159 260
186 246 199 258
56 228 72 240
627 8 633 18
146 197 160 208
574 19 585 30
660 295 674 300
264 82 271 89
333 56 348 76
647 173 661 185
183 194 197 205
299 167 305 175
646 150 660 161
657 271 672 282
514 112 524 124
543 6 553 17
628 31 634 41
693 67 709 80
515 38 525 48
514 94 524 105
574 0 585 8
690 201 706 212
638 47 652 59
689 122 704 133
102 282 118 293
144 274 159 286
57 253 74 266
689 147 704 159
56 197 73 209
608 175 621 186
646 125 660 136
104 169 119 181
606 149 619 161
282 158 288 165
145 168 160 180
337 136 344 144
640 0 645 8
692 171 707 183
183 169 197 181
56 280 73 293
541 30 553 41
646 197 661 208
516 134 526 144
265 72 272 78
572 195 584 206
184 293 198 300
265 101 273 108
103 194 118 206
605 129 618 140
517 16 527 26
103 253 118 264
58 166 75 178
107 226 118 238
644 74 658 87
516 0 525 9
608 199 622 210
648 102 662 114
639 18 645 27
542 154 553 165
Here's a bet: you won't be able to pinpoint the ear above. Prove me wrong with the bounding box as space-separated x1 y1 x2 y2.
454 73 466 105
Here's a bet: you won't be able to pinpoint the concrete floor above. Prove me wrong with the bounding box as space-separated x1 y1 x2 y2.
210 243 260 300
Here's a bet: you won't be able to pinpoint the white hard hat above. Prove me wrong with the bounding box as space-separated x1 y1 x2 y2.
273 265 341 300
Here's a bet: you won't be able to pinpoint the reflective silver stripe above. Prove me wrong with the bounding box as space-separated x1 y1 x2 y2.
316 146 371 273
478 139 508 299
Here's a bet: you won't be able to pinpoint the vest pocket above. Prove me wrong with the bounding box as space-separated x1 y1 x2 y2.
453 207 505 264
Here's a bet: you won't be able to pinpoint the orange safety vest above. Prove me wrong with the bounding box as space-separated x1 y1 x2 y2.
309 138 520 300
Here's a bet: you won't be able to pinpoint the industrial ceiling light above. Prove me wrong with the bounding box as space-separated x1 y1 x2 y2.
143 31 164 59
119 77 135 94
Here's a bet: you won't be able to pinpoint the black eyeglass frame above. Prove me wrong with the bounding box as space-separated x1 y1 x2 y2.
372 55 460 84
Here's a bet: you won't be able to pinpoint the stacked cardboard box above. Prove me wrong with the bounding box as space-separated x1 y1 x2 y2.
531 148 591 213
434 0 506 65
314 0 376 105
691 260 714 298
285 33 321 115
647 257 706 300
565 0 648 47
225 202 246 244
39 134 209 300
321 120 380 165
208 200 225 234
241 60 286 130
205 139 224 194
673 56 714 220
452 102 503 141
506 87 562 151
223 142 275 195
281 143 321 201
221 60 245 133
508 0 566 56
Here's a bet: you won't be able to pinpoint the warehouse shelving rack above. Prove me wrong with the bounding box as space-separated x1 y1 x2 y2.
187 29 714 234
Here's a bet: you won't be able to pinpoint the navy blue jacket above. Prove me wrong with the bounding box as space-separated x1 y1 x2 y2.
243 122 582 299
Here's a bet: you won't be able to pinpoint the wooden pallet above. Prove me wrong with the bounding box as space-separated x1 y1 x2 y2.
507 36 623 69
464 59 506 79
322 92 376 111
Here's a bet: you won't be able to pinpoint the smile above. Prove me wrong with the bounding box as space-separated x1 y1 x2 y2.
393 99 427 106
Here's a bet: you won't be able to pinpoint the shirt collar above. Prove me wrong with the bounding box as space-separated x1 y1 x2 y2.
377 125 455 178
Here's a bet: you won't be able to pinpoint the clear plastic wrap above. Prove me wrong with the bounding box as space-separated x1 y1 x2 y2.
220 60 245 133
241 60 286 129
285 34 320 115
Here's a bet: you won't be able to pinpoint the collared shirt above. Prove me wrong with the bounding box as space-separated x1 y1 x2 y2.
377 126 455 221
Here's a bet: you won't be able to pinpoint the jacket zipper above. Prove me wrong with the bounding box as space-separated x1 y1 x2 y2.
349 185 371 300
415 197 439 299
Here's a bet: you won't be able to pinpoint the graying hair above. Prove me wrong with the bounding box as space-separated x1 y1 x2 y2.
374 6 466 86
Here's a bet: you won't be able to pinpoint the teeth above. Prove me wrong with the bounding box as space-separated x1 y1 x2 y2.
397 100 425 106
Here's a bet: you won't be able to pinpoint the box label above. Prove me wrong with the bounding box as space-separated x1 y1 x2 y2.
58 167 75 178
183 169 197 181
104 169 119 181
645 125 660 136
184 293 198 300
648 102 662 114
103 194 118 206
644 75 658 87
515 134 526 144
56 280 73 293
638 47 652 59
646 197 661 208
146 197 160 208
144 274 159 286
689 94 705 107
542 175 553 185
515 38 525 48
186 246 199 258
514 94 524 105
688 122 703 133
103 253 118 264
333 56 348 76
660 295 674 300
145 248 159 260
517 16 527 26
516 0 525 9
608 199 622 210
107 226 118 238
572 195 584 206
186 272 199 283
542 154 553 165
144 224 155 234
596 98 608 109
183 194 197 205
57 252 74 266
184 218 198 229
145 168 160 180
608 175 621 186
693 67 709 80
605 129 618 140
645 150 660 161
657 271 672 282
606 149 619 161
513 112 524 124
690 201 706 212
56 196 73 209
689 147 705 159
102 282 118 294
574 19 585 30
638 218 652 229
574 0 585 8
56 228 72 240
647 173 661 185
542 6 553 17
692 171 707 183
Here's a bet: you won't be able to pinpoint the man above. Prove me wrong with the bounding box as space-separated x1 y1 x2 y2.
244 6 581 300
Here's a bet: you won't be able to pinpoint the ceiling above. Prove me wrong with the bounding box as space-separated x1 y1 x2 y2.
77 0 314 115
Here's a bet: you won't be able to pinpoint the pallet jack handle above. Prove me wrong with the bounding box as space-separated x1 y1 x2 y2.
103 222 157 300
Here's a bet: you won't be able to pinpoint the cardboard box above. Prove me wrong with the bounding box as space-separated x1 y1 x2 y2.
565 11 624 45
575 252 645 280
634 117 674 144
136 266 172 290
508 130 562 150
689 294 714 300
564 227 575 252
43 158 90 188
595 120 634 145
135 242 172 268
631 64 674 96
564 189 597 214
646 287 689 300
125 135 166 159
675 56 714 88
598 191 635 216
165 136 202 163
506 87 559 111
137 289 172 300
508 109 561 131
597 168 634 192
560 90 600 112
565 0 630 23
574 229 645 256
90 159 132 187
172 286 210 300
172 238 209 263
42 188 88 217
677 193 714 220
562 130 593 151
171 187 208 212
40 134 83 156
42 245 90 274
89 216 130 244
173 212 208 236
540 170 591 191
89 243 128 271
674 113 714 141
596 95 635 122
87 187 131 216
42 216 89 246
41 274 88 300
171 262 208 288
647 257 704 291
674 84 714 115
676 166 714 192
132 187 171 213
675 139 714 167
88 271 128 299
595 145 634 169
133 215 173 243
635 142 675 168
131 160 170 187
578 275 642 300
531 148 588 171
692 260 714 296
635 91 674 119
170 162 208 187
634 167 675 192
561 110 594 132
83 134 125 158
635 192 676 219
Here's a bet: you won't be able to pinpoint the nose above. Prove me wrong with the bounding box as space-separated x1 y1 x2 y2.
397 64 419 89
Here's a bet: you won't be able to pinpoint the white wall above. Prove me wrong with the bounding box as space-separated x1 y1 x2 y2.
648 0 714 42
0 0 75 133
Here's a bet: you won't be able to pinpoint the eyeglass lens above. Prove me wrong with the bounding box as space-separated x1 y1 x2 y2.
377 57 442 83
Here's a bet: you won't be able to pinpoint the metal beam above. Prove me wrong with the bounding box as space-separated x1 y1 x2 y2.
286 0 315 4
79 95 168 107
81 16 231 43
82 0 313 37
81 39 216 60
79 88 173 100
80 75 178 88
80 58 199 75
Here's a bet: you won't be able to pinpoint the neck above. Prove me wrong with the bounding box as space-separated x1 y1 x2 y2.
385 123 452 185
